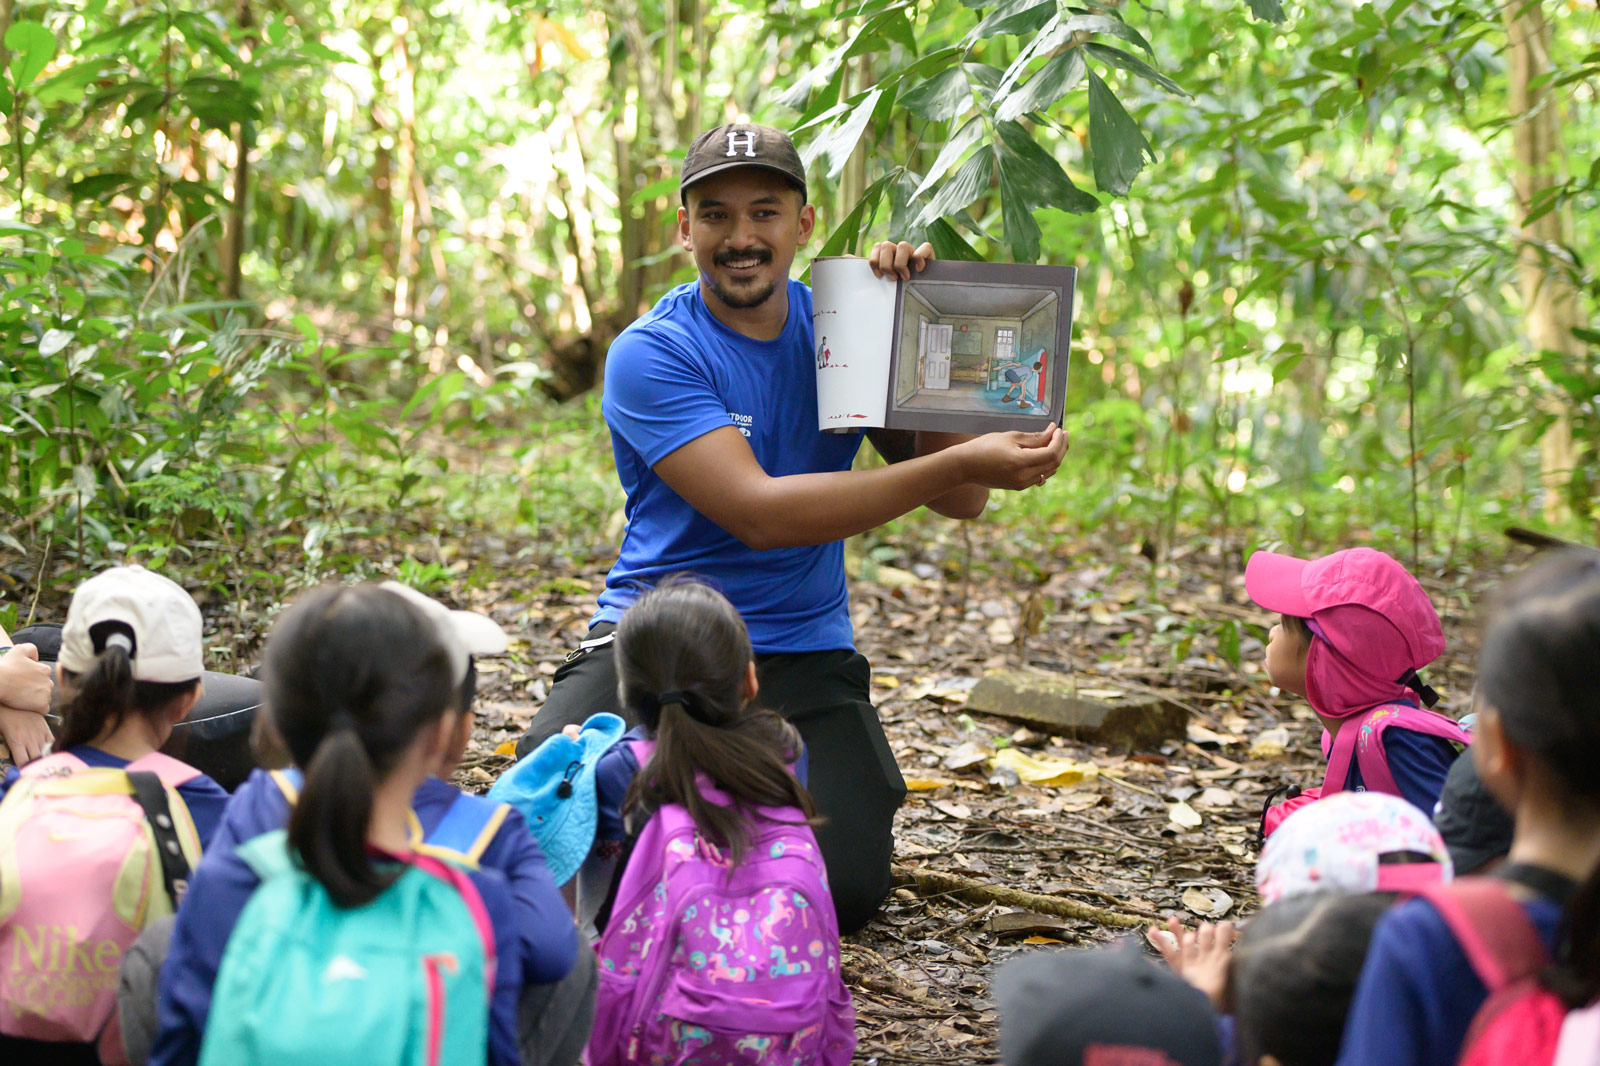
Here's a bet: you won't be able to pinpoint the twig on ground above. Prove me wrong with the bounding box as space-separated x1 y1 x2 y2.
892 864 1148 928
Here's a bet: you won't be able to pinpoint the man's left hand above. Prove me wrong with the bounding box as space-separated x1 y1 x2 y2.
868 240 935 281
0 705 53 766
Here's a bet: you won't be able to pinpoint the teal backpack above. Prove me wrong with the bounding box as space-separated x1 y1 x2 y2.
197 829 497 1066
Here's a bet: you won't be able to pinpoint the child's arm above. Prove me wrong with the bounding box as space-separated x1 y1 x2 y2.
1382 729 1458 815
1332 902 1454 1066
488 809 580 983
147 851 263 1066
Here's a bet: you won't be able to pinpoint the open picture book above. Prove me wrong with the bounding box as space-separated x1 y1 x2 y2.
811 258 1077 434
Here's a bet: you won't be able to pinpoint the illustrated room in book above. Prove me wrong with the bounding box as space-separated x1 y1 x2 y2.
891 281 1060 418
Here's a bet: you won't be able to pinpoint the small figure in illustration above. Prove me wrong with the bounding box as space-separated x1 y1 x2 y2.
995 356 1045 409
816 336 831 368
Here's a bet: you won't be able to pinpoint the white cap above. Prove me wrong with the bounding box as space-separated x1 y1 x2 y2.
59 566 205 683
379 581 508 684
1256 791 1453 904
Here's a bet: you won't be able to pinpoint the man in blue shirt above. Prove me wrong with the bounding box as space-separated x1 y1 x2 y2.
515 123 1069 931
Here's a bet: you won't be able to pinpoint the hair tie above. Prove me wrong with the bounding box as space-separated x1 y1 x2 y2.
103 632 135 656
655 690 712 724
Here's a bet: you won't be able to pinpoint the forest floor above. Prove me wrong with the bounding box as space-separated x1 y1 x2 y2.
2 522 1530 1065
437 524 1527 1065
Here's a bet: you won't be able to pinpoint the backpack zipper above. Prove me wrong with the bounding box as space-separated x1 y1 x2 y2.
422 952 458 1066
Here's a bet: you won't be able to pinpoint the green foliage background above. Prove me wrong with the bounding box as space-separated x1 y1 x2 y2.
1 0 1597 593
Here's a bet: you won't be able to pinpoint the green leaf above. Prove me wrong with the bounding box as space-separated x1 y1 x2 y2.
815 178 890 258
1060 14 1153 57
31 58 114 105
970 0 1055 41
997 14 1069 96
1086 70 1155 197
1264 123 1323 148
996 49 1087 122
912 117 984 197
6 22 57 91
900 66 970 121
1247 0 1287 22
995 120 1098 214
1085 43 1188 97
69 172 135 201
998 161 1042 262
801 87 883 180
923 218 984 261
1272 350 1305 382
1572 326 1600 346
628 174 680 205
914 145 994 227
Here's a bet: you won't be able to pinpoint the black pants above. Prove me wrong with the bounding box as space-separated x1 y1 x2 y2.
516 624 907 933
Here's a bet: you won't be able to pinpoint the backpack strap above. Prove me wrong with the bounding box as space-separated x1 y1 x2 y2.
19 750 91 777
1420 879 1550 993
417 793 510 866
270 767 303 804
236 828 299 882
1322 719 1359 795
628 739 655 765
1355 705 1471 796
125 751 204 788
126 770 195 906
408 852 498 993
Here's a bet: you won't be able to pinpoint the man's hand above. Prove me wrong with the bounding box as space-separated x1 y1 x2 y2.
868 240 935 281
0 643 54 715
0 705 53 765
950 424 1069 491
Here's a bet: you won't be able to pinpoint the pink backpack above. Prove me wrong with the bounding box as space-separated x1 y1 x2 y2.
587 741 856 1066
1422 878 1600 1066
1261 702 1471 839
0 751 202 1064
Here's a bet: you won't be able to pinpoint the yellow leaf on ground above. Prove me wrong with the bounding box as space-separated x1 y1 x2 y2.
903 777 951 791
1022 936 1066 944
494 740 518 757
989 747 1098 787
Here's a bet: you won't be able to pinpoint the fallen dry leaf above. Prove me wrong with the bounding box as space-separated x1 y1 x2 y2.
1181 886 1235 918
990 747 1097 787
1249 725 1292 758
1167 800 1203 828
904 777 952 792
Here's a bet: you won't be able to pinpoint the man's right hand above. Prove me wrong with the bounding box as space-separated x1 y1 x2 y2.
953 423 1070 491
0 643 53 715
0 706 53 765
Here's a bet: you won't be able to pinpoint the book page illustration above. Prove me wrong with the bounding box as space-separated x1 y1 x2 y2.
811 257 898 429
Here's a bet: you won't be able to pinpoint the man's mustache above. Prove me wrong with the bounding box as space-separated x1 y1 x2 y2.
713 247 773 267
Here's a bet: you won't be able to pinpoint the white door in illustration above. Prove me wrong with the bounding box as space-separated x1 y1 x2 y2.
924 325 952 389
995 328 1014 367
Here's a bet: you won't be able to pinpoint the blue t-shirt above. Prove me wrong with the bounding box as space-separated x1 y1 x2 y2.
148 833 526 1066
1333 892 1566 1066
594 280 863 653
0 745 229 845
1342 727 1459 816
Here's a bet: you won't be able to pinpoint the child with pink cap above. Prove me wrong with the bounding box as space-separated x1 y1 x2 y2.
1246 547 1470 836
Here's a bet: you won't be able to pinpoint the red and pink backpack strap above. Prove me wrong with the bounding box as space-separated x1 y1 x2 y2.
1420 879 1548 993
409 852 498 993
1321 704 1470 797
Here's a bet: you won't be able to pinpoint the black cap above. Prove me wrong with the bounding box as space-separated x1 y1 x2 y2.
1434 753 1514 876
996 943 1222 1066
681 124 807 201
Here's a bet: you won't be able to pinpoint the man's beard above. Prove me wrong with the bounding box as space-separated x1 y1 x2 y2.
705 246 778 309
705 275 778 309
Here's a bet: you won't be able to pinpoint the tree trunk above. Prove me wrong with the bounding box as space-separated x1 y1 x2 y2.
225 0 255 300
1505 0 1580 526
392 11 419 321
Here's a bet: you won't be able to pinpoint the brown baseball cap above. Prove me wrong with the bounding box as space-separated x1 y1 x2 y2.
680 124 807 201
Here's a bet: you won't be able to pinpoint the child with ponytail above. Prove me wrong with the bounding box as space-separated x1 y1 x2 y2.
0 566 224 1065
584 579 855 1066
1335 549 1600 1066
149 585 534 1066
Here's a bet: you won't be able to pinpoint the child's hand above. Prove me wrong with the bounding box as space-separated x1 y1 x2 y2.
1147 915 1237 1008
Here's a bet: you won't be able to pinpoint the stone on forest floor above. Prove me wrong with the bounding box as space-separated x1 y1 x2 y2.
964 669 1188 750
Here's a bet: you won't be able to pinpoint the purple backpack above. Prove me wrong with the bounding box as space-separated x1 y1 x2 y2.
587 741 856 1066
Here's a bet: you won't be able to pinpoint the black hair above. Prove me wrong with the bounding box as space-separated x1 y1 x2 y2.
55 620 199 750
614 578 817 864
1227 892 1393 1066
1477 548 1600 1007
1281 613 1313 644
262 584 457 908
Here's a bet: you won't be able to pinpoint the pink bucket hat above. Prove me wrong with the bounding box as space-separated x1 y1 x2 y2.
1246 548 1445 705
1255 791 1453 904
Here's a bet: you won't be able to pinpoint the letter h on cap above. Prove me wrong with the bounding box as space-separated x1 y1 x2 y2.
725 130 757 158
